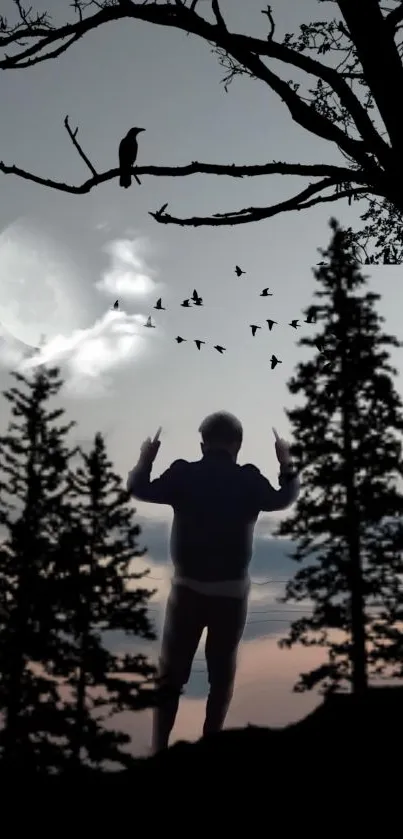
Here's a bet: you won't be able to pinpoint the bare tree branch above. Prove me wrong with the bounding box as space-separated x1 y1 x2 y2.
0 156 371 195
261 5 275 41
64 114 98 177
149 180 370 227
211 0 226 30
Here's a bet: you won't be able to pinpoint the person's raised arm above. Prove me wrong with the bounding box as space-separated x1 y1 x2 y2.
126 428 186 506
244 427 300 513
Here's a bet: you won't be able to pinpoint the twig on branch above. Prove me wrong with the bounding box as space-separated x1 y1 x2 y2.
149 181 370 227
211 0 226 29
0 157 370 195
261 5 275 41
63 115 98 177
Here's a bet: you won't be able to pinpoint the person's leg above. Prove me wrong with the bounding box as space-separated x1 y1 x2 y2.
203 594 248 737
151 584 205 754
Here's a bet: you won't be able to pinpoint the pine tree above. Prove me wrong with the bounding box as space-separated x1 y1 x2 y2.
0 367 77 771
50 432 158 772
273 218 403 696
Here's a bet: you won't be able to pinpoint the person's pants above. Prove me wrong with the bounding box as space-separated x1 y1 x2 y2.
151 582 248 754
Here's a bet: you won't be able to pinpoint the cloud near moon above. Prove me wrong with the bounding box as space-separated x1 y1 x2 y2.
0 225 162 397
96 236 159 299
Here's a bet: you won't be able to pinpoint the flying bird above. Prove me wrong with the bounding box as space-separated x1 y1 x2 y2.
144 316 155 328
193 297 203 306
113 300 119 310
181 299 192 307
289 320 300 329
266 320 277 331
176 336 186 343
154 298 165 311
214 345 226 353
194 340 206 350
250 325 261 337
270 355 282 370
315 339 327 354
192 289 203 303
304 313 316 324
118 127 145 188
235 265 245 277
260 288 273 297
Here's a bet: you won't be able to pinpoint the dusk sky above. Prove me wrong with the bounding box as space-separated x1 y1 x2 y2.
1 0 403 755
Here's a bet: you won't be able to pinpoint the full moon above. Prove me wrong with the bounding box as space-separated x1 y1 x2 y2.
0 219 82 348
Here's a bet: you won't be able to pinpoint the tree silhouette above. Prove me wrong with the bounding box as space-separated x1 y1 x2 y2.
52 432 158 772
2 1 403 257
0 367 77 771
273 218 403 696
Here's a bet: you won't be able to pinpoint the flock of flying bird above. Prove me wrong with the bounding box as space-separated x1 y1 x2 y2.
112 265 328 372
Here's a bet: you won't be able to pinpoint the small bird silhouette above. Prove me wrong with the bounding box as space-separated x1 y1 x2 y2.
176 336 186 343
304 313 316 324
270 355 282 370
144 316 155 328
289 320 300 329
315 339 327 354
194 340 206 350
181 299 192 307
113 300 119 310
154 298 165 311
260 288 273 297
118 127 145 188
214 345 226 353
235 265 245 277
250 325 261 337
192 289 203 305
266 319 277 331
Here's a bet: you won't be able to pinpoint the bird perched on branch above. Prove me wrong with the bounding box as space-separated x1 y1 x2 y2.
118 127 145 188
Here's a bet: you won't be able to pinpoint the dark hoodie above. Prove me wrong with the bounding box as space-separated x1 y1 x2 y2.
127 450 300 583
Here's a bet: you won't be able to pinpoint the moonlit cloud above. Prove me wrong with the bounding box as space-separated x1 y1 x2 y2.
15 309 159 398
96 236 159 299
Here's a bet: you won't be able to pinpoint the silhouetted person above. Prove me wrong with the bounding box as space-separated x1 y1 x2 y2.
127 413 300 754
119 127 145 188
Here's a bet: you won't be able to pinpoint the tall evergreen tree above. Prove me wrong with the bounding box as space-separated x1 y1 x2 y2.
273 218 403 696
50 432 158 772
0 367 77 771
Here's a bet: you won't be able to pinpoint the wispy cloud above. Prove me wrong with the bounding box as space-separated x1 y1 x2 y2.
17 309 159 398
96 236 159 299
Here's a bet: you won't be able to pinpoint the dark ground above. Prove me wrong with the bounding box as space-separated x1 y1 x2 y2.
1 687 401 828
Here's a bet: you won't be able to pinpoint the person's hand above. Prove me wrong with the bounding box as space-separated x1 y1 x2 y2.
139 427 162 465
272 427 291 466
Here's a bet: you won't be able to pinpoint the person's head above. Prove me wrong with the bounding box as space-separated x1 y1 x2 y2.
198 411 243 460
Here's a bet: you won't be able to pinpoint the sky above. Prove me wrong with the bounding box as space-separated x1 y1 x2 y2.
1 0 403 756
